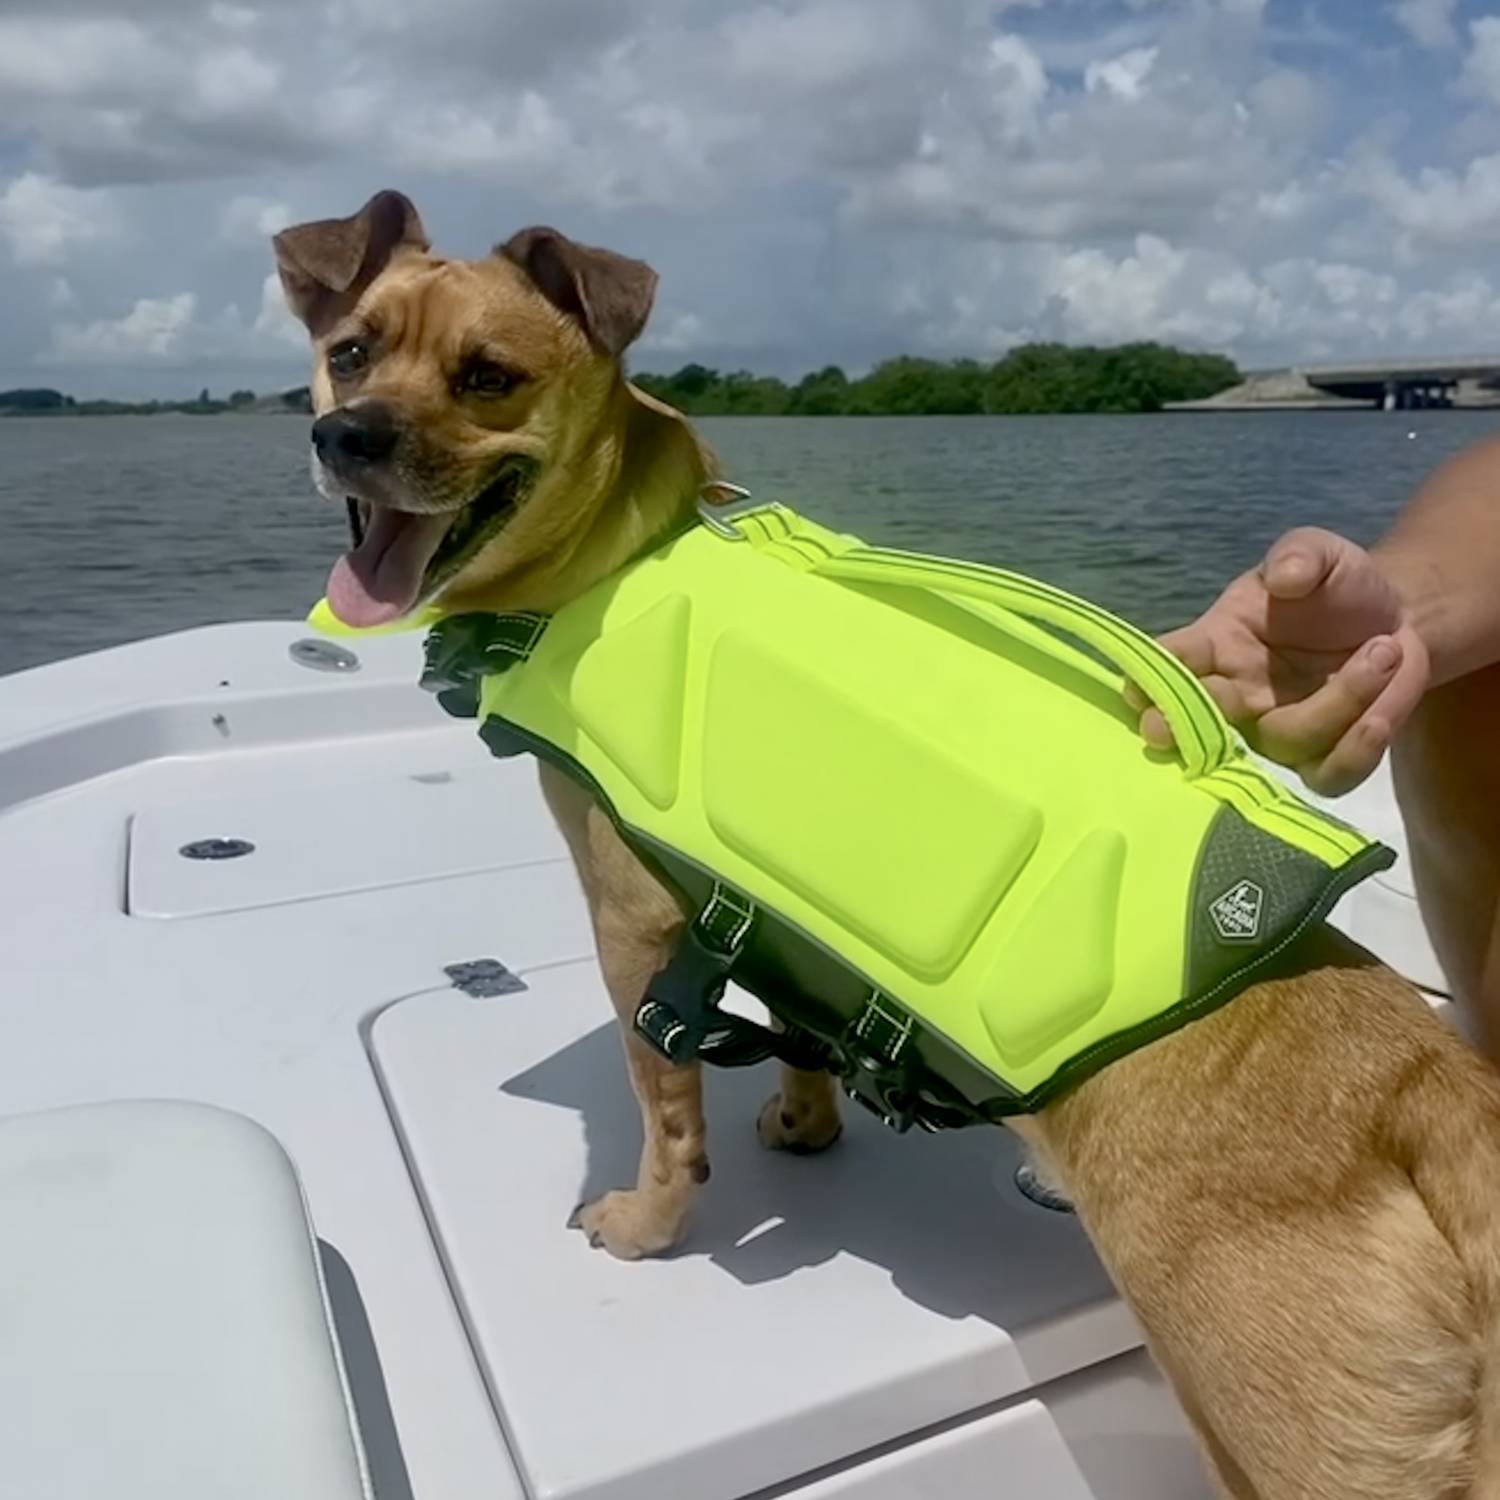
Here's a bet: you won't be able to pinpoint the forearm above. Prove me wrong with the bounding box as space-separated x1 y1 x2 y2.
1374 437 1500 685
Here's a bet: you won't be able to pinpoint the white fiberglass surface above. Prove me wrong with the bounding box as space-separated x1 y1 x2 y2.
372 969 1147 1500
0 623 1438 1500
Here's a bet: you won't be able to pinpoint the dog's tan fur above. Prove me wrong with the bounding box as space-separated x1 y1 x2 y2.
279 192 1500 1499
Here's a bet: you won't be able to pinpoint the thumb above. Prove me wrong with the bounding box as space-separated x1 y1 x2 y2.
1260 528 1346 602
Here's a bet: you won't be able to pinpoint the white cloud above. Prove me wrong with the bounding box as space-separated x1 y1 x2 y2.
0 18 159 99
52 293 198 361
190 46 281 118
1039 235 1232 345
0 173 116 266
47 274 309 366
1255 181 1310 222
722 0 930 92
1085 46 1158 102
0 14 304 185
1246 68 1325 143
3 0 1500 386
976 34 1051 144
1392 0 1458 52
1462 17 1500 106
837 5 1328 255
860 223 1500 367
1310 262 1399 316
1398 273 1500 343
640 312 704 354
252 271 304 347
209 3 260 31
1358 151 1500 247
220 194 290 244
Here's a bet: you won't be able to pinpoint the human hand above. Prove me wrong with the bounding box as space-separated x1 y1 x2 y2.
1130 528 1430 795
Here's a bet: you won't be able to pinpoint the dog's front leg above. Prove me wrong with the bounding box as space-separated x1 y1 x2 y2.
542 765 708 1259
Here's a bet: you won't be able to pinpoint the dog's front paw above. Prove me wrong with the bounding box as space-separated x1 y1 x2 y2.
568 1191 686 1260
757 1090 843 1155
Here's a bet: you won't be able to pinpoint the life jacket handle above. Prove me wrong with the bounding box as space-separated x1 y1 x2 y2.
808 545 1234 781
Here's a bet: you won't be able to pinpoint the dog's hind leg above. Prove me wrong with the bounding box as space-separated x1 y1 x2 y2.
757 1063 843 1154
1032 1106 1488 1497
542 765 708 1259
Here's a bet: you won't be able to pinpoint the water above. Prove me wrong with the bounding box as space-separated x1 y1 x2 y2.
2 410 1494 678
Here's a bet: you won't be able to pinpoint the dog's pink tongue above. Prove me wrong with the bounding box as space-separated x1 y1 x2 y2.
326 507 452 627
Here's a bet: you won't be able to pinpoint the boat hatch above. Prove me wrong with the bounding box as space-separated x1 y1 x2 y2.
369 963 1203 1500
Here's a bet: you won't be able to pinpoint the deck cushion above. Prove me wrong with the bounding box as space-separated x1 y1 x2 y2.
0 1099 370 1499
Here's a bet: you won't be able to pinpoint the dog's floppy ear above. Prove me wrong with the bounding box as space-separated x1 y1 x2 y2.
273 190 429 335
499 227 658 358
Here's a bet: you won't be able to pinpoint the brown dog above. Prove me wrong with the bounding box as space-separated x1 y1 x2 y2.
277 191 1500 1500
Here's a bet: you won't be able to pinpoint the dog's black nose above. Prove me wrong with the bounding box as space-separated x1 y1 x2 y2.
312 404 398 466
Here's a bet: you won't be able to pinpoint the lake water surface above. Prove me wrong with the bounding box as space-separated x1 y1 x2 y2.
3 410 1494 678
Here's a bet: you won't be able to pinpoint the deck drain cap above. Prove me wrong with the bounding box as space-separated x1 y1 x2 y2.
180 837 256 861
289 639 361 673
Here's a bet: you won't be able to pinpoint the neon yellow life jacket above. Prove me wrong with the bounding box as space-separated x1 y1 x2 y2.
310 500 1392 1129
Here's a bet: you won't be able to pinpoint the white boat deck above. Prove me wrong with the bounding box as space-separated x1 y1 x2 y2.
0 621 1448 1499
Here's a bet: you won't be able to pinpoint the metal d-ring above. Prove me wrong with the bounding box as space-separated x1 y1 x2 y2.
696 481 758 538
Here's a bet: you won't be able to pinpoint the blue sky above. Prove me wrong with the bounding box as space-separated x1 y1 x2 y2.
4 0 1500 396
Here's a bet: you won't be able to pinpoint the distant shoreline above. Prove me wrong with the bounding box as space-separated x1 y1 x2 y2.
0 406 312 417
13 349 1500 419
0 343 1245 420
0 386 313 418
0 405 310 417
11 404 1491 419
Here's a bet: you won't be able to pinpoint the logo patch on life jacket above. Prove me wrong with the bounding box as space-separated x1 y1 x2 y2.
1210 879 1265 942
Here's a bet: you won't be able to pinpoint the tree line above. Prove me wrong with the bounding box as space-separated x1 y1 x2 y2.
0 386 314 416
633 343 1240 416
3 342 1240 420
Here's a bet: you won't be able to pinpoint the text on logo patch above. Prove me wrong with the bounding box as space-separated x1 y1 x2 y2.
1210 879 1265 942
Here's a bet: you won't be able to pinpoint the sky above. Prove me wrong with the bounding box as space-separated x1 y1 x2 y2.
5 0 1500 396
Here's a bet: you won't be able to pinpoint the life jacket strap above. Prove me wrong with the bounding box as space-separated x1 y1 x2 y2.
634 883 829 1072
421 612 552 718
836 992 927 1133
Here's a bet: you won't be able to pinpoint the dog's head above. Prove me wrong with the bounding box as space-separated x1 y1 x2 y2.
274 190 663 627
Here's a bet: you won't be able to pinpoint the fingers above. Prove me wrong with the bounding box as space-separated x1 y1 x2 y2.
1139 706 1172 750
1259 527 1350 601
1255 636 1402 767
1123 622 1221 747
1136 675 1248 751
1295 638 1430 797
1154 623 1217 678
1297 716 1392 799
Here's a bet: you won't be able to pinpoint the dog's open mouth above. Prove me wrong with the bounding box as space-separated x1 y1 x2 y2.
326 458 535 628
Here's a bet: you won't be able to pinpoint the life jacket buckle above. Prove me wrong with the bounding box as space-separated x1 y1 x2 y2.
423 612 551 720
635 883 757 1064
634 924 735 1064
840 1070 918 1134
837 993 921 1133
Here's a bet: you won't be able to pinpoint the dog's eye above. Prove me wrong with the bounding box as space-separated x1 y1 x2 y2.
328 340 369 380
462 360 519 397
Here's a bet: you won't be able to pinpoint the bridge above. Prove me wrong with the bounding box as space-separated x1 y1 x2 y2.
1298 356 1500 410
1169 356 1500 412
